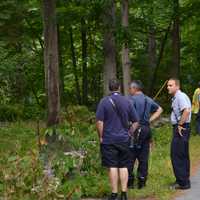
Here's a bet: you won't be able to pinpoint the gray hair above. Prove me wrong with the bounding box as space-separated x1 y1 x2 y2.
129 80 143 91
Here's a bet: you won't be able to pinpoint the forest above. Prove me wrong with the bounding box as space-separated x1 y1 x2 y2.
0 0 200 199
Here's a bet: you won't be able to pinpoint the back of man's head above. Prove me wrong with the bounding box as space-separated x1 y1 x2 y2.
129 80 143 91
109 79 120 92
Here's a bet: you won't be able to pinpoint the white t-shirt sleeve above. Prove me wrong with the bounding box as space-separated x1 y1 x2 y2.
178 94 191 111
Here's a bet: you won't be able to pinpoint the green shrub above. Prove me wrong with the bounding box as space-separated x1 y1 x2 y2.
0 104 23 121
22 104 45 120
0 103 45 121
1 116 200 199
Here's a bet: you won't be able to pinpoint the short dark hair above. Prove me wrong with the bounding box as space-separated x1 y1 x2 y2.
129 80 143 91
168 78 180 86
109 79 120 91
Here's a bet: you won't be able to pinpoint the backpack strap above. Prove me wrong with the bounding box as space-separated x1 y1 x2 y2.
108 97 129 129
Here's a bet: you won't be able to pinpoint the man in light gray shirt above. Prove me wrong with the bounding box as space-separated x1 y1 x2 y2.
167 78 191 190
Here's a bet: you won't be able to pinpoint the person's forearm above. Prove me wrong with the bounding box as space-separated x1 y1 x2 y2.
96 121 104 139
150 107 163 123
179 108 190 125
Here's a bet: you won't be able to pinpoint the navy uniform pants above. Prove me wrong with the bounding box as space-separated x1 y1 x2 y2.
128 126 150 182
171 123 190 186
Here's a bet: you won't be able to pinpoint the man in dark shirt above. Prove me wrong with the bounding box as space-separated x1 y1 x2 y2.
96 79 139 200
128 80 163 189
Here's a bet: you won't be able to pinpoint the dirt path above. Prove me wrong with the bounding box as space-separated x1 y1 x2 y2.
172 160 200 200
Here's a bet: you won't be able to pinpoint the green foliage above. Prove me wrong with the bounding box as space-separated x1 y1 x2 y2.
0 103 45 121
1 115 200 199
1 0 200 197
0 0 200 110
0 104 23 121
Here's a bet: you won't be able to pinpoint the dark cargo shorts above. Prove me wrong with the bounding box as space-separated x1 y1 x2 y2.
100 142 130 168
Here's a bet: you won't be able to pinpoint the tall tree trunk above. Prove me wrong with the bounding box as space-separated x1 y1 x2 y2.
13 43 24 103
121 0 131 95
42 0 60 126
149 21 172 95
171 0 180 78
88 28 97 105
81 18 88 105
103 0 117 96
57 24 65 104
147 27 156 94
69 27 82 104
97 70 102 102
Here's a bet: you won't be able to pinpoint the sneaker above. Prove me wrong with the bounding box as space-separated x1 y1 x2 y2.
170 183 191 190
120 192 128 200
108 193 118 200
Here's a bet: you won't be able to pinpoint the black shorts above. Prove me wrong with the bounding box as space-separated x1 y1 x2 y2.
100 142 130 168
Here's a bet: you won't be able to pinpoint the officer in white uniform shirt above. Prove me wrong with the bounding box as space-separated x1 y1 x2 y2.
167 78 191 190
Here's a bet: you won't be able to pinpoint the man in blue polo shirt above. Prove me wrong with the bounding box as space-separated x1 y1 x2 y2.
128 80 163 189
167 78 191 190
96 79 139 200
